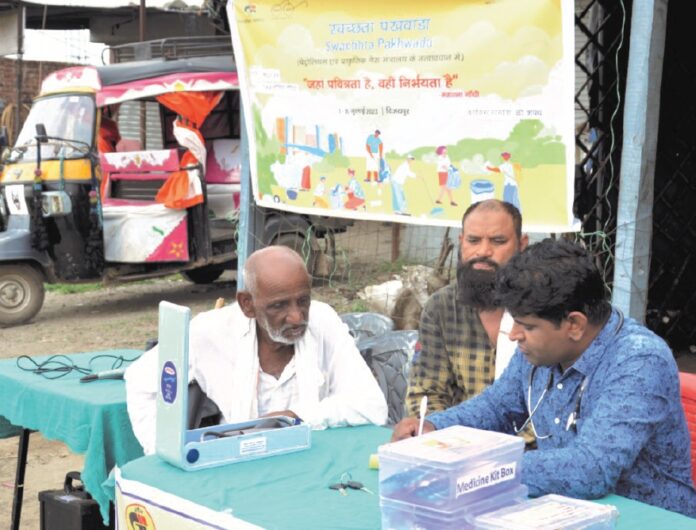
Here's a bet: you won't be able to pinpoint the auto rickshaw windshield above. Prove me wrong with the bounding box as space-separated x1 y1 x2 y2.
10 94 95 162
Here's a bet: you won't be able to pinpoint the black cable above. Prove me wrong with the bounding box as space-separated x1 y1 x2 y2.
16 353 141 380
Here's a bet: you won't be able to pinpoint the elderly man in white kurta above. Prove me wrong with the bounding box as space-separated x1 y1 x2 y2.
126 246 387 455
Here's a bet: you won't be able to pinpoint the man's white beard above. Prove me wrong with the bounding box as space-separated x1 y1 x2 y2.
257 313 305 345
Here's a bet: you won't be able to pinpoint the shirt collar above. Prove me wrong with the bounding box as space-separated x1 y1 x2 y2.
568 307 622 377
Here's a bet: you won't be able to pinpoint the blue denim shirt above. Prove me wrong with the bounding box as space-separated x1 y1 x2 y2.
428 308 696 517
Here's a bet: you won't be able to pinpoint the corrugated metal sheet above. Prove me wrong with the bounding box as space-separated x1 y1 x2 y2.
117 101 163 150
22 1 204 8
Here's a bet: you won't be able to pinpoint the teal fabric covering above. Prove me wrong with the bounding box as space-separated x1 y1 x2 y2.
108 426 696 529
0 350 144 523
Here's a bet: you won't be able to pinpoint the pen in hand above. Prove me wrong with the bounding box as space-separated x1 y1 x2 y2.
417 395 428 436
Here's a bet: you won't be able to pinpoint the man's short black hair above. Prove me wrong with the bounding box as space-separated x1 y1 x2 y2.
461 199 522 241
495 238 611 326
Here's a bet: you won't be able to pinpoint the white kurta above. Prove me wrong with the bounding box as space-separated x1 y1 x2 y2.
498 161 517 186
125 301 388 454
494 311 517 380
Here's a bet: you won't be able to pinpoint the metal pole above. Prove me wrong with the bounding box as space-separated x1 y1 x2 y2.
10 429 31 530
139 0 146 41
612 0 669 321
14 1 24 141
139 0 147 149
391 223 401 262
236 112 264 290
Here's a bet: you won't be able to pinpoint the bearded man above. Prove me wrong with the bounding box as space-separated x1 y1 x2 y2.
126 246 387 455
405 199 528 415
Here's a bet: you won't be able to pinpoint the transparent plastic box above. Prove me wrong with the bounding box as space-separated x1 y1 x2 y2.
380 485 528 530
473 494 620 529
378 426 525 510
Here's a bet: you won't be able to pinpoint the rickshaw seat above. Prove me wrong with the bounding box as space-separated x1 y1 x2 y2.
115 138 142 152
100 148 181 203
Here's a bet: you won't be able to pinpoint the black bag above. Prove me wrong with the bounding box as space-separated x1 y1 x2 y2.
38 471 113 530
357 330 419 425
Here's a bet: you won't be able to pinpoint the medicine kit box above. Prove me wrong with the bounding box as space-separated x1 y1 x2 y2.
380 485 528 530
472 494 620 529
378 425 525 510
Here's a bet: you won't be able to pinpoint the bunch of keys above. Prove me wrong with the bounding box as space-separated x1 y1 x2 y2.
328 480 375 496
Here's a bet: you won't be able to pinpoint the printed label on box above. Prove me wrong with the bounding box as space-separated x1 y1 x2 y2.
456 461 517 497
239 436 267 456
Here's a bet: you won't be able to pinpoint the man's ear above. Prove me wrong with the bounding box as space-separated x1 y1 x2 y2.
566 311 589 341
519 233 529 252
236 291 256 319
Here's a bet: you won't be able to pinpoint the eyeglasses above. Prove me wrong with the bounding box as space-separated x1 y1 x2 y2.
513 367 588 440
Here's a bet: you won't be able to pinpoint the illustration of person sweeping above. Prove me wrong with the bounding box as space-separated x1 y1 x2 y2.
390 155 417 215
434 145 457 206
487 151 521 213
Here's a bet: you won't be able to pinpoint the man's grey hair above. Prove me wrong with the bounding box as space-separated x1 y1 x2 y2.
241 261 257 295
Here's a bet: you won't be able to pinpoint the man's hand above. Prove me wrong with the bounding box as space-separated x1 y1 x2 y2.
262 410 298 419
391 417 436 442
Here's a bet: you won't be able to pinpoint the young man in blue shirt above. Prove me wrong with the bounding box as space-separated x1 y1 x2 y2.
393 239 696 517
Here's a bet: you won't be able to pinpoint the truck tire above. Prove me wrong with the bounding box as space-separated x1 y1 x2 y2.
0 264 45 326
181 265 225 284
272 232 317 275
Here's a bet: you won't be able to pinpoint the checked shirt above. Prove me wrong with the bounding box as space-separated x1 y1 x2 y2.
405 283 495 417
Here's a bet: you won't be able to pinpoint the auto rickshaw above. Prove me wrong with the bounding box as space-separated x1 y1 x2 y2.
0 53 244 325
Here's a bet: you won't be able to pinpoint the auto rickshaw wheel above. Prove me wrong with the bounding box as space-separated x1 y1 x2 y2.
272 232 317 276
0 264 45 326
181 264 225 284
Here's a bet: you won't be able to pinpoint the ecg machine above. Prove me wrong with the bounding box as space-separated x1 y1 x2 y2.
155 301 312 471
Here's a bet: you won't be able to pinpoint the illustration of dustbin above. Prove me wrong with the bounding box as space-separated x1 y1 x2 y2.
470 179 495 204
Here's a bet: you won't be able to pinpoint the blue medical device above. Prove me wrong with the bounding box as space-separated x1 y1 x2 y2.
155 301 312 471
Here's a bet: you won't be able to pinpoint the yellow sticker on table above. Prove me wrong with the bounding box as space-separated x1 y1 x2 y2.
124 504 156 530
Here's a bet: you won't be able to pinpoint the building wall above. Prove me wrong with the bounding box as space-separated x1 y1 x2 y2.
0 57 73 138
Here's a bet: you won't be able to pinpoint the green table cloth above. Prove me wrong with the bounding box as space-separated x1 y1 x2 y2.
0 350 144 522
107 425 696 529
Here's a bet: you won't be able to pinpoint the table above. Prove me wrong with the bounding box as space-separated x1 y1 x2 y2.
108 425 696 529
0 350 145 528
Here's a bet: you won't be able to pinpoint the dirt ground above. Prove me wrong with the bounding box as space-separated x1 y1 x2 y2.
0 274 238 529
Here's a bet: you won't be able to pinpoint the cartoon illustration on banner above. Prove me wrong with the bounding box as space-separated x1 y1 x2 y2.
228 0 575 231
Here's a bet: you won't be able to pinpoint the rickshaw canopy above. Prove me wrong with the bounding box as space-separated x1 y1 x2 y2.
40 56 238 107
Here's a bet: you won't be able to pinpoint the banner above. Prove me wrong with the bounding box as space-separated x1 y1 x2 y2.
228 0 576 231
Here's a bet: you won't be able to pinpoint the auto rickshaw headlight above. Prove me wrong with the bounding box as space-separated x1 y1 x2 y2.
40 190 72 217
